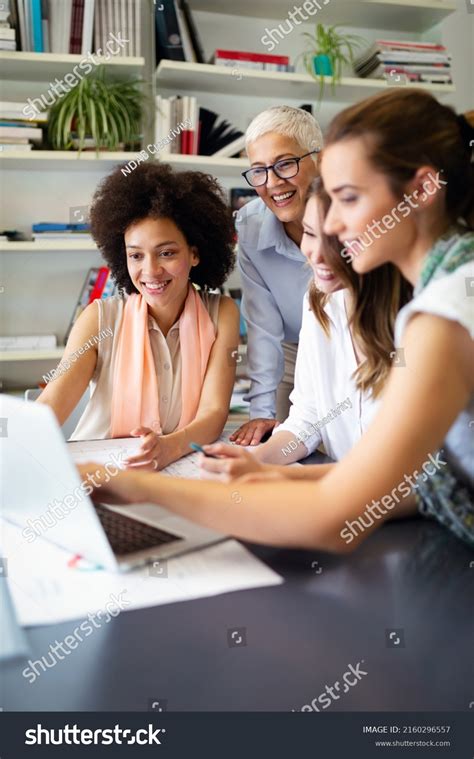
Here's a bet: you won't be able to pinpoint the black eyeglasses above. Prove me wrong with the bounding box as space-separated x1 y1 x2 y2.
241 150 320 187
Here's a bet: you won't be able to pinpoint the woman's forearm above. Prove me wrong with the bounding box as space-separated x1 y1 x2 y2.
163 409 228 464
125 468 345 551
271 462 336 480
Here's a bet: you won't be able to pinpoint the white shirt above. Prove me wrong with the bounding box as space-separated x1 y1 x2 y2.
274 290 379 461
395 261 474 487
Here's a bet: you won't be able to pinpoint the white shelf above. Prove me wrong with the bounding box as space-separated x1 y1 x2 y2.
0 150 143 170
165 153 248 174
0 148 249 174
0 51 145 81
0 348 64 362
156 60 456 102
0 241 97 251
189 0 456 32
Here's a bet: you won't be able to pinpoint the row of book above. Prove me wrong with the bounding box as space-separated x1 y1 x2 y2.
155 0 204 64
154 0 293 73
155 96 245 158
212 49 291 73
2 0 141 55
354 39 453 85
0 100 46 152
32 222 93 242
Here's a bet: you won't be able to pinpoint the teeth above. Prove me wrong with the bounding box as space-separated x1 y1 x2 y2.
273 191 295 202
144 281 170 291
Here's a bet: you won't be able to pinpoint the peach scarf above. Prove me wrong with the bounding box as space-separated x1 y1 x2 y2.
110 286 216 438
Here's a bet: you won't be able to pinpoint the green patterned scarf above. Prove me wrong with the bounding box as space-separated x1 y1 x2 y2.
417 225 474 293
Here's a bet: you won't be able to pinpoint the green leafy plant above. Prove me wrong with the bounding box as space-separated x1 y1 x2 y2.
48 66 145 152
301 24 365 101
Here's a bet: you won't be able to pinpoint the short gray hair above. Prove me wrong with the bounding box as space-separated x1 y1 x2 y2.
245 105 323 154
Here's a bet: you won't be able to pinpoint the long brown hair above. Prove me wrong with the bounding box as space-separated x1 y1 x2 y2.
307 180 412 398
325 89 474 229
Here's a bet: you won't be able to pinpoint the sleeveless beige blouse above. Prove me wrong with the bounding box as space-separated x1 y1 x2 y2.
70 291 221 440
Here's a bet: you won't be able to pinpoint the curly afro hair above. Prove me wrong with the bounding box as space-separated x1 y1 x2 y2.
89 162 236 293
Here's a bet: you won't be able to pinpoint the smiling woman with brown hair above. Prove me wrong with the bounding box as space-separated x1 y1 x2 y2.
37 162 239 471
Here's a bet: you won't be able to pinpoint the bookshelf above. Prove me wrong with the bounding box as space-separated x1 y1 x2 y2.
188 0 457 32
156 60 456 102
1 0 466 389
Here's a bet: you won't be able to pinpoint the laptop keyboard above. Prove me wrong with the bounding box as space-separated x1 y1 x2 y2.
94 504 182 556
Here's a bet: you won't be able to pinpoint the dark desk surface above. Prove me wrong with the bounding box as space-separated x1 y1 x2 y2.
1 513 473 712
1 437 473 712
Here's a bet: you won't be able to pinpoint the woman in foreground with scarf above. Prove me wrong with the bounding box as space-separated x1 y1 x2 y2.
79 90 474 550
38 163 239 471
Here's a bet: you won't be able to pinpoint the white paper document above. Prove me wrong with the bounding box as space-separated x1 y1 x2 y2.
1 520 282 628
67 437 143 467
68 437 229 478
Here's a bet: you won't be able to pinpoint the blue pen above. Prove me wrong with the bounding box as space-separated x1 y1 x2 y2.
189 442 220 459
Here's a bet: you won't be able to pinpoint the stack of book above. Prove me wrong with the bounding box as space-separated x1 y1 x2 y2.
155 96 244 158
0 1 17 50
155 0 204 64
354 39 453 85
32 222 93 243
5 0 141 55
0 101 46 152
212 49 291 73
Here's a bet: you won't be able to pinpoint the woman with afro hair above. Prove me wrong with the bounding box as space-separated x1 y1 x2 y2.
38 162 239 471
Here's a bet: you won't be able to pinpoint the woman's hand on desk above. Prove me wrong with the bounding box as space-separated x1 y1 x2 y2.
229 418 280 446
199 442 267 482
124 426 173 471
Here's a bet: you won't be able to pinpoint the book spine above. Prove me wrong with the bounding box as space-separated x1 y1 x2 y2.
88 267 110 302
81 0 94 55
377 39 446 52
31 0 44 51
180 0 204 63
214 49 289 65
134 0 140 56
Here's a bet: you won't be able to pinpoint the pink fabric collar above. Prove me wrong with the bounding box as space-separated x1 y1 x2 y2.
110 286 216 438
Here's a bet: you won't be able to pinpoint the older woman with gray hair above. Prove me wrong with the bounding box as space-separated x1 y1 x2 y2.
230 105 322 446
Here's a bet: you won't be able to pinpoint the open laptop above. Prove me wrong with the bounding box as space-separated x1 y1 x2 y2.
0 395 225 572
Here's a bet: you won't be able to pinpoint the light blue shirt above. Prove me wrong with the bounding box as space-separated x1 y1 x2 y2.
236 197 312 419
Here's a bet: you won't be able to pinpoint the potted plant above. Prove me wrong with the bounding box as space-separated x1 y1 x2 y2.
48 66 145 153
300 24 365 101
